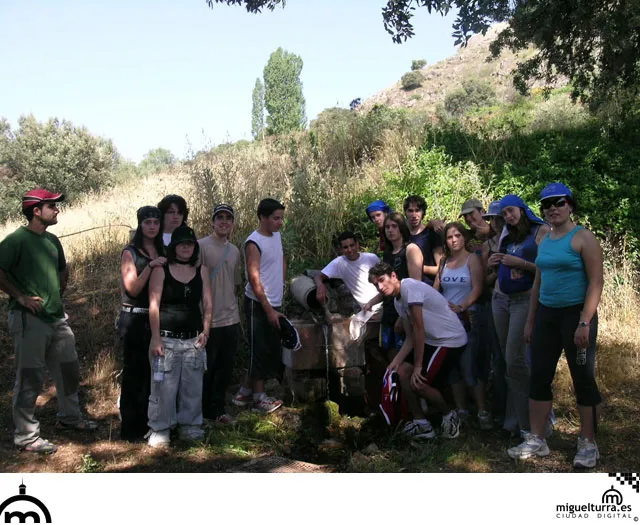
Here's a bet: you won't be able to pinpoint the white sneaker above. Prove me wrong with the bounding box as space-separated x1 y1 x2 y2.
477 410 493 430
251 395 283 414
441 411 460 439
146 429 170 448
508 433 550 459
573 437 599 468
402 420 436 440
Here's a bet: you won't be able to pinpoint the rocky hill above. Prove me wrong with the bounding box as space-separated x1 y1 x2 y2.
361 23 566 113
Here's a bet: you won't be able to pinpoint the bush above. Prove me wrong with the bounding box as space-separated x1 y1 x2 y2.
411 59 427 71
444 79 496 116
401 71 424 91
0 115 118 222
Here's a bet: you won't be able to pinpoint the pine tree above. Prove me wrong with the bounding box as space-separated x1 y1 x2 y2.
251 78 265 140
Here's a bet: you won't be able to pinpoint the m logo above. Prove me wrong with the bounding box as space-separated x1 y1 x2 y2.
0 483 51 523
602 486 623 505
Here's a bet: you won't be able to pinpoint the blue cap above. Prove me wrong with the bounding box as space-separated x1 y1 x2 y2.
540 182 573 201
366 200 390 218
499 194 546 225
483 200 501 218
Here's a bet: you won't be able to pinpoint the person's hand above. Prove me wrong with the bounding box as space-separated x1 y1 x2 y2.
410 367 427 390
430 219 445 233
387 359 401 373
195 332 208 349
363 299 376 312
149 256 167 269
574 324 590 349
17 295 44 314
316 283 327 304
524 318 534 344
150 337 164 357
267 307 284 329
488 253 505 266
501 254 524 268
448 302 462 313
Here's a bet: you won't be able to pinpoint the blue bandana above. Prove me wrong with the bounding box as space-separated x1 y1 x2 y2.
499 195 545 225
366 200 390 218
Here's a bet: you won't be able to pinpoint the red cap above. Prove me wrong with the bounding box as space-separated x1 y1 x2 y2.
22 189 64 210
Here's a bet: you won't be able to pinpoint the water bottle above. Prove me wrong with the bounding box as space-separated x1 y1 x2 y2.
153 355 165 382
576 348 587 366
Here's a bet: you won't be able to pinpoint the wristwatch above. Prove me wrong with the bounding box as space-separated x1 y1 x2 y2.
578 321 590 327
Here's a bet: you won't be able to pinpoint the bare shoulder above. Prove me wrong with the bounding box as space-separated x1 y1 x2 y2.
536 224 551 243
573 226 601 251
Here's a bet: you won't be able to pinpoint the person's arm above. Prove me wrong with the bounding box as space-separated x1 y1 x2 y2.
423 246 443 278
524 268 542 344
120 250 166 300
0 268 43 314
59 266 69 296
197 265 213 348
148 267 165 357
363 292 384 311
314 271 330 304
504 224 551 273
409 303 427 389
458 253 483 312
246 242 283 328
482 242 498 288
426 219 445 233
388 316 414 371
432 256 445 292
406 243 423 281
575 229 604 348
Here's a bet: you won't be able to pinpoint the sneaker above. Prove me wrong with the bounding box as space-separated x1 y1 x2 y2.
56 418 98 431
146 429 170 448
401 420 436 440
251 395 283 414
573 437 599 469
456 409 469 424
441 411 461 439
232 391 253 408
477 410 493 430
508 433 550 459
19 438 57 455
179 425 205 442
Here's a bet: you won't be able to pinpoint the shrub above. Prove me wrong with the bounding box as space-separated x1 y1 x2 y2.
444 79 496 116
411 59 427 71
401 71 424 91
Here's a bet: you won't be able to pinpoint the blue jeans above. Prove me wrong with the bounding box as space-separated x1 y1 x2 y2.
492 290 531 433
148 337 206 439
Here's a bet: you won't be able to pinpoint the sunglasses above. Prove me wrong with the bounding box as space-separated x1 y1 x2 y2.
541 198 569 210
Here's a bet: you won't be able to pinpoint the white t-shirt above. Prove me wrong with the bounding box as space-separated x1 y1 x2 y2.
244 230 284 307
321 253 381 309
162 232 172 247
394 278 468 348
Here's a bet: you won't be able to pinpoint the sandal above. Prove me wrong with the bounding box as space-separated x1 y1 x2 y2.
20 438 57 455
56 418 98 431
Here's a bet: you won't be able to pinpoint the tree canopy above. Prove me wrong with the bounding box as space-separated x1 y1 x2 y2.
205 0 640 110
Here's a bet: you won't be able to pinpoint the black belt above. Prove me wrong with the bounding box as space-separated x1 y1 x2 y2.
159 329 199 340
121 305 149 314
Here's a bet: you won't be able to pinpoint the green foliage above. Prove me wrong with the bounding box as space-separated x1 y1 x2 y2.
444 79 496 116
411 59 427 71
138 147 176 176
251 77 265 140
78 454 104 473
263 47 307 136
400 71 424 91
0 115 118 222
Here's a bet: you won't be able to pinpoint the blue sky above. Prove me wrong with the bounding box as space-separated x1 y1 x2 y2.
1 0 458 162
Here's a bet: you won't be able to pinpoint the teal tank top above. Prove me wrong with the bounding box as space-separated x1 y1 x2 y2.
536 226 587 308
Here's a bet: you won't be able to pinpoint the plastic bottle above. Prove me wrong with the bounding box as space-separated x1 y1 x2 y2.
153 355 165 382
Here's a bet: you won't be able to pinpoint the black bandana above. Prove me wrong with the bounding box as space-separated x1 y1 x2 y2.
137 206 161 224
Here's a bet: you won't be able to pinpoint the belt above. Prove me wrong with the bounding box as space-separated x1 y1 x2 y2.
159 329 199 340
121 306 149 314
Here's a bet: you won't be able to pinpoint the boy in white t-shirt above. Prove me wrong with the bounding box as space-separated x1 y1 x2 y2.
314 231 381 314
369 262 467 440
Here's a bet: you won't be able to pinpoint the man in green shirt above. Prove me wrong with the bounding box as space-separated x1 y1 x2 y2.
0 189 97 455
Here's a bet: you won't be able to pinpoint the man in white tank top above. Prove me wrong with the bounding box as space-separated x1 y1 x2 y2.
232 199 286 414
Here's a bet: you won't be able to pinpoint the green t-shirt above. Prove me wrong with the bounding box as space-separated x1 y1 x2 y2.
0 226 67 322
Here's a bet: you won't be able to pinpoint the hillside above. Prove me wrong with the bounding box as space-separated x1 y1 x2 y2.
361 23 565 113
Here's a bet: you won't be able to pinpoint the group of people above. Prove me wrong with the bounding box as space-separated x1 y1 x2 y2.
0 182 603 470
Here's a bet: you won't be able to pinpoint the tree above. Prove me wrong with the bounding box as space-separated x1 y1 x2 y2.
251 77 265 140
401 71 424 91
411 59 427 71
138 148 176 175
444 79 496 116
263 47 306 135
206 0 640 110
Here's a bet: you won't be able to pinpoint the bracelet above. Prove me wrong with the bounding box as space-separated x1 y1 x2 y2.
578 321 590 328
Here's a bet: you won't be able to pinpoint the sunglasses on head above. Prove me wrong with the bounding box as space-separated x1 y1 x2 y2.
541 197 569 210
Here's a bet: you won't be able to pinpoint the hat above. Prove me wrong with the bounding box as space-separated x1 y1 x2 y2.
212 203 235 220
22 189 64 210
540 182 573 201
279 316 301 352
169 224 197 247
499 194 546 225
137 206 161 224
482 200 502 219
366 200 390 218
459 198 483 217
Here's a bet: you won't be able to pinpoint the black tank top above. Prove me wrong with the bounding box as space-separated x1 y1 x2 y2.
159 265 203 332
121 245 152 308
382 244 410 325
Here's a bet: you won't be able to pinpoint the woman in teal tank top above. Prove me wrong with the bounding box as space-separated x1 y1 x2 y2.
508 183 604 469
